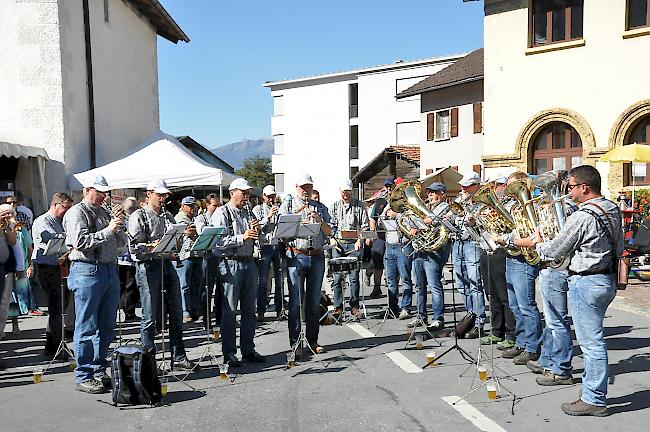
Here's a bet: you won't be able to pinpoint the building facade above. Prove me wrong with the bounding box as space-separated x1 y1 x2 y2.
482 0 650 196
264 54 465 206
0 0 187 211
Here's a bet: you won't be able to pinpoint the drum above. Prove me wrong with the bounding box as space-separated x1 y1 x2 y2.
329 256 359 273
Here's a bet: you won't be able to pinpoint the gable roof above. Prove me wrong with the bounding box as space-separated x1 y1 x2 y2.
396 48 483 99
176 136 235 173
391 145 420 163
126 0 189 44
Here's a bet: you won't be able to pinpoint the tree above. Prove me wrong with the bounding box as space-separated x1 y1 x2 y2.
234 155 273 190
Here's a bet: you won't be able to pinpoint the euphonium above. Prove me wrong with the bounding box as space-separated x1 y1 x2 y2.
470 182 522 257
532 170 570 269
503 177 541 265
389 181 448 253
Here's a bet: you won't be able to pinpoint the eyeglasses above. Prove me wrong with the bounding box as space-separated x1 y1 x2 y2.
567 183 585 190
6 201 16 205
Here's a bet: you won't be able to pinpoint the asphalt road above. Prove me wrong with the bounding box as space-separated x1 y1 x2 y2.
1 280 649 432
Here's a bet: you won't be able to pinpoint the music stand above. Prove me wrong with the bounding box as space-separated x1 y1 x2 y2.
41 234 75 375
191 226 224 366
150 224 196 392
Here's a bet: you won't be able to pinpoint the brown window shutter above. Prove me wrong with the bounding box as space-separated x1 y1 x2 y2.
473 102 482 134
452 165 459 171
427 113 434 141
450 107 459 137
473 164 482 175
425 168 433 175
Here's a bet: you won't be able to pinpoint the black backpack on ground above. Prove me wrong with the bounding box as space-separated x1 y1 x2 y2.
111 343 162 407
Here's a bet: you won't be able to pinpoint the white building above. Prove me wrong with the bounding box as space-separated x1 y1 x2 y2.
0 0 188 212
263 54 465 207
396 48 484 179
480 0 650 196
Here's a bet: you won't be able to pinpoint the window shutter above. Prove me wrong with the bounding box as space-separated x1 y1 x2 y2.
473 164 482 175
425 168 433 175
427 113 434 141
452 165 459 171
473 102 482 134
450 107 459 137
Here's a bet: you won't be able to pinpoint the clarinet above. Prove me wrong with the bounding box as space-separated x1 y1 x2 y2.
244 200 261 252
160 201 184 268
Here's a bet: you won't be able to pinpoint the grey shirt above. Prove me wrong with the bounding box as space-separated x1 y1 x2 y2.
253 202 278 246
128 205 176 261
194 211 215 234
330 198 369 241
32 212 64 266
63 201 125 264
175 210 195 260
211 202 255 258
537 197 624 274
279 196 332 251
453 196 481 242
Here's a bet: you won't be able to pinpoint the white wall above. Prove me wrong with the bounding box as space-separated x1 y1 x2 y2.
419 80 484 178
484 1 650 162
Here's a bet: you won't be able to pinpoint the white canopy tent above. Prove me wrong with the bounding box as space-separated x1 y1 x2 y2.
70 131 237 191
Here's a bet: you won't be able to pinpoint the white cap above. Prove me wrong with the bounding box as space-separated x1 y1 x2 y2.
295 173 313 186
339 179 353 191
492 174 508 185
262 185 276 196
458 171 481 187
146 178 171 194
229 178 254 191
84 175 111 192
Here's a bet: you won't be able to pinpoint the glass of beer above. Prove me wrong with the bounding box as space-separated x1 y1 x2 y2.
415 334 423 350
487 380 498 400
478 363 488 381
160 377 168 396
212 326 221 341
219 363 229 381
33 367 43 384
426 351 436 366
286 352 296 368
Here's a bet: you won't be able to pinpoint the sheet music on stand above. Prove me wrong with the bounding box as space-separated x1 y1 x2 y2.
44 233 68 257
190 226 224 253
274 214 302 241
151 223 185 255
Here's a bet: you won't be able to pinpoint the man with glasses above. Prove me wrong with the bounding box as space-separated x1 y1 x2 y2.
521 165 622 417
5 195 31 230
212 177 265 367
32 192 74 357
63 175 126 394
194 193 222 330
129 179 199 373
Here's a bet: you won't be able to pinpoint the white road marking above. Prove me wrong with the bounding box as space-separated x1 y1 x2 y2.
442 396 507 432
346 323 375 338
385 351 423 374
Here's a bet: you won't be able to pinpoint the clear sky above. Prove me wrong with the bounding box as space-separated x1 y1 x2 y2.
157 0 484 149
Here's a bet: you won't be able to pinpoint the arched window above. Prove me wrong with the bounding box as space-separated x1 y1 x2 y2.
531 122 583 174
624 115 650 186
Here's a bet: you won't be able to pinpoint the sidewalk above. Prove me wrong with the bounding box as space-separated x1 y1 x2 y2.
611 279 650 317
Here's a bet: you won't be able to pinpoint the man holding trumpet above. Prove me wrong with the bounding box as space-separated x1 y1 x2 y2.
63 175 126 394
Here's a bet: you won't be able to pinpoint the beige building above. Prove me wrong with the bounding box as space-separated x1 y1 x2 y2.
481 0 650 196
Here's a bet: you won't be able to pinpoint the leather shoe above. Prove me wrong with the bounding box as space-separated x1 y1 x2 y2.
242 351 266 363
172 357 201 371
465 327 483 339
223 353 242 367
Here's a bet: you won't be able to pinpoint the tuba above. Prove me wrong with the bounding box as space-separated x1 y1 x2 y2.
503 177 541 265
532 170 570 269
470 182 522 257
389 181 449 254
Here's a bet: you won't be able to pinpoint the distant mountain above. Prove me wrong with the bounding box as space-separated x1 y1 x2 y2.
211 138 273 169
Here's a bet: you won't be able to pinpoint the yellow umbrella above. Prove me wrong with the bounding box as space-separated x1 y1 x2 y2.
600 143 650 207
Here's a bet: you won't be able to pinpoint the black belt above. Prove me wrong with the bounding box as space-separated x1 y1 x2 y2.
222 256 254 262
568 270 614 277
287 247 323 257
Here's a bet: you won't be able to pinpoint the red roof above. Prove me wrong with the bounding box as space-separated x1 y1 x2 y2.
390 145 420 163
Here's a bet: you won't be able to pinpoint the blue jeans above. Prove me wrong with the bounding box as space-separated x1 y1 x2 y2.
452 240 485 326
67 262 119 384
286 251 324 347
219 258 258 357
569 274 616 407
257 245 283 313
176 257 204 318
505 256 541 353
332 242 361 308
539 268 572 376
413 243 451 319
384 243 413 312
136 260 186 360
